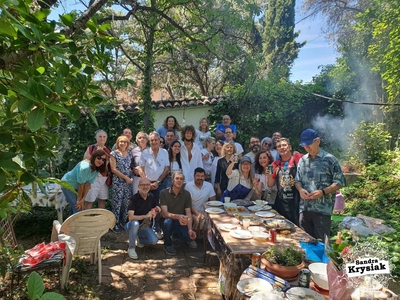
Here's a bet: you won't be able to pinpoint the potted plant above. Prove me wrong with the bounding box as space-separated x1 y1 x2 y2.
261 243 305 279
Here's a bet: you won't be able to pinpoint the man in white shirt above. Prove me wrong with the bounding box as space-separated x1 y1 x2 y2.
180 125 203 182
224 128 244 156
185 168 216 230
139 131 170 201
139 131 170 238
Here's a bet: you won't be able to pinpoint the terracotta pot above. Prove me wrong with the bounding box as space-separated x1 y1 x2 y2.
261 257 305 279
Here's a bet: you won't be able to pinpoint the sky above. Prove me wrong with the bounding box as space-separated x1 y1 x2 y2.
290 2 338 83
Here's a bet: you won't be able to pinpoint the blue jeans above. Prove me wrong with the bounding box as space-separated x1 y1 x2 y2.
162 218 190 247
125 220 158 248
61 187 79 215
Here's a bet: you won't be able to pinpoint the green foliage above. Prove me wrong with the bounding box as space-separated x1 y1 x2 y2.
27 271 66 300
347 121 391 165
0 0 118 216
56 110 143 175
208 78 343 150
342 148 400 276
263 243 305 266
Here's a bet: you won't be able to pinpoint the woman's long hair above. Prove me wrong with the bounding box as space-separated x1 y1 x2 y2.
254 150 274 174
168 140 182 170
162 115 181 131
90 149 107 173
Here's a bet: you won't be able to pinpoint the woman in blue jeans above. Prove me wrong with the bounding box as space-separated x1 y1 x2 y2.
61 149 107 215
124 178 161 259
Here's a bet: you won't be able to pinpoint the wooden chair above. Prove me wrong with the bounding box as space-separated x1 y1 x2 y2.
50 209 116 289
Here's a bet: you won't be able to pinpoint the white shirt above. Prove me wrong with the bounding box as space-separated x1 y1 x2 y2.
195 130 211 149
185 180 216 212
201 148 214 176
211 156 221 185
226 169 252 191
180 142 203 182
140 147 169 181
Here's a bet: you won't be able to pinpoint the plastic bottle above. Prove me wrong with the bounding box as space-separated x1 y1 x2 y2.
336 232 342 244
334 190 345 212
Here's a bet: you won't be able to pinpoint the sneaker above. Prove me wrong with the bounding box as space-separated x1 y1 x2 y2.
136 237 144 248
127 248 138 259
171 234 180 247
155 230 164 240
186 240 197 249
112 225 121 233
164 245 177 256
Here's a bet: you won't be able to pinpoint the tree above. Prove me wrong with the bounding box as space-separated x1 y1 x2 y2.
0 0 117 215
262 0 304 79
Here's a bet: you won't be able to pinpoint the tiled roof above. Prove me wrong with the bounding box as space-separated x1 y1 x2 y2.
115 96 225 111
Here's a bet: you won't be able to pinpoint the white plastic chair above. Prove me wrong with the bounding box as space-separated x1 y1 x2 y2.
50 209 116 289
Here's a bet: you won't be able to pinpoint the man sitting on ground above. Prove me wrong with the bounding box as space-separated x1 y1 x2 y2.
125 178 161 260
185 168 216 232
160 171 197 255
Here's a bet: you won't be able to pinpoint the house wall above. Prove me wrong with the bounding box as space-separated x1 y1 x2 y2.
154 106 213 133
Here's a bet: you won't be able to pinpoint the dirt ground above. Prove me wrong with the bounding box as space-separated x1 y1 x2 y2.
1 231 221 300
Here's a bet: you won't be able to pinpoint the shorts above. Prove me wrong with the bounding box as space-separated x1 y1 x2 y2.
86 175 109 202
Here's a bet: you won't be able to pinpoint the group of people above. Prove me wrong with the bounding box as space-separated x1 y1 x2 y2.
61 114 346 260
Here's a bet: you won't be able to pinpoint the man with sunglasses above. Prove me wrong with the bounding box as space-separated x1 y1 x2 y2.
125 178 161 259
294 129 346 241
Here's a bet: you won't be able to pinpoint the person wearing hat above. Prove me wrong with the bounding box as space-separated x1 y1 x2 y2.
294 129 346 241
221 155 261 202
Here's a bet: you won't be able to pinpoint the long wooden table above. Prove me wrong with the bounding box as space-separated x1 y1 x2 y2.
204 204 319 299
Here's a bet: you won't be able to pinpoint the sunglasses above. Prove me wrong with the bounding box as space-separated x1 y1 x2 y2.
96 156 106 162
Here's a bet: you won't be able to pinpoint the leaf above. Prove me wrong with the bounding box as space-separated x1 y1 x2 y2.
36 67 45 75
27 108 45 132
43 103 69 113
0 160 22 171
20 172 36 184
41 292 67 300
0 83 7 95
0 169 5 191
83 66 94 75
86 21 97 33
27 272 44 299
0 151 16 160
18 98 34 112
60 14 74 26
55 68 64 94
0 133 12 144
70 55 82 68
0 18 16 37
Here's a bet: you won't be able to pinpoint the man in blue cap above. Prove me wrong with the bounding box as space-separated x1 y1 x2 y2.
294 129 346 241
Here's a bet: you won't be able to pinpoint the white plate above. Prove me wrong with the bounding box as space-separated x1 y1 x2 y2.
248 205 264 212
250 293 285 300
223 202 237 208
286 287 325 300
248 226 268 233
229 230 253 239
207 200 223 207
255 211 276 218
205 207 224 214
218 224 237 231
237 278 273 296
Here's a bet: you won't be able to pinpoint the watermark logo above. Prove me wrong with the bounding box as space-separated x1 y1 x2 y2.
346 257 390 278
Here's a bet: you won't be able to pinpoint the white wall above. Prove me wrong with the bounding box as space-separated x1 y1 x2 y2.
154 106 213 132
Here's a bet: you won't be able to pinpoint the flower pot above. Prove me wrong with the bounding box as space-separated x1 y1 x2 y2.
261 257 305 280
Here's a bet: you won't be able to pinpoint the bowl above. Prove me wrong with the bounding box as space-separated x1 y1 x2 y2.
252 232 269 242
248 226 268 233
308 263 329 290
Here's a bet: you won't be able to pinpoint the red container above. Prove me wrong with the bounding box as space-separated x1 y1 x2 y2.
269 228 277 243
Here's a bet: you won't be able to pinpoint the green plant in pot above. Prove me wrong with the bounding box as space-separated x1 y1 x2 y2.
261 243 306 280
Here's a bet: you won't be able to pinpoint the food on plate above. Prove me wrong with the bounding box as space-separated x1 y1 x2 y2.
264 219 293 230
280 230 291 235
225 206 246 213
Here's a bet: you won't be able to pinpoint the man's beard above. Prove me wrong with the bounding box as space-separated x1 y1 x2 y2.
252 146 260 153
184 137 194 142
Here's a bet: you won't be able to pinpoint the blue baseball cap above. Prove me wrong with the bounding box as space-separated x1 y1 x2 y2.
300 129 319 146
